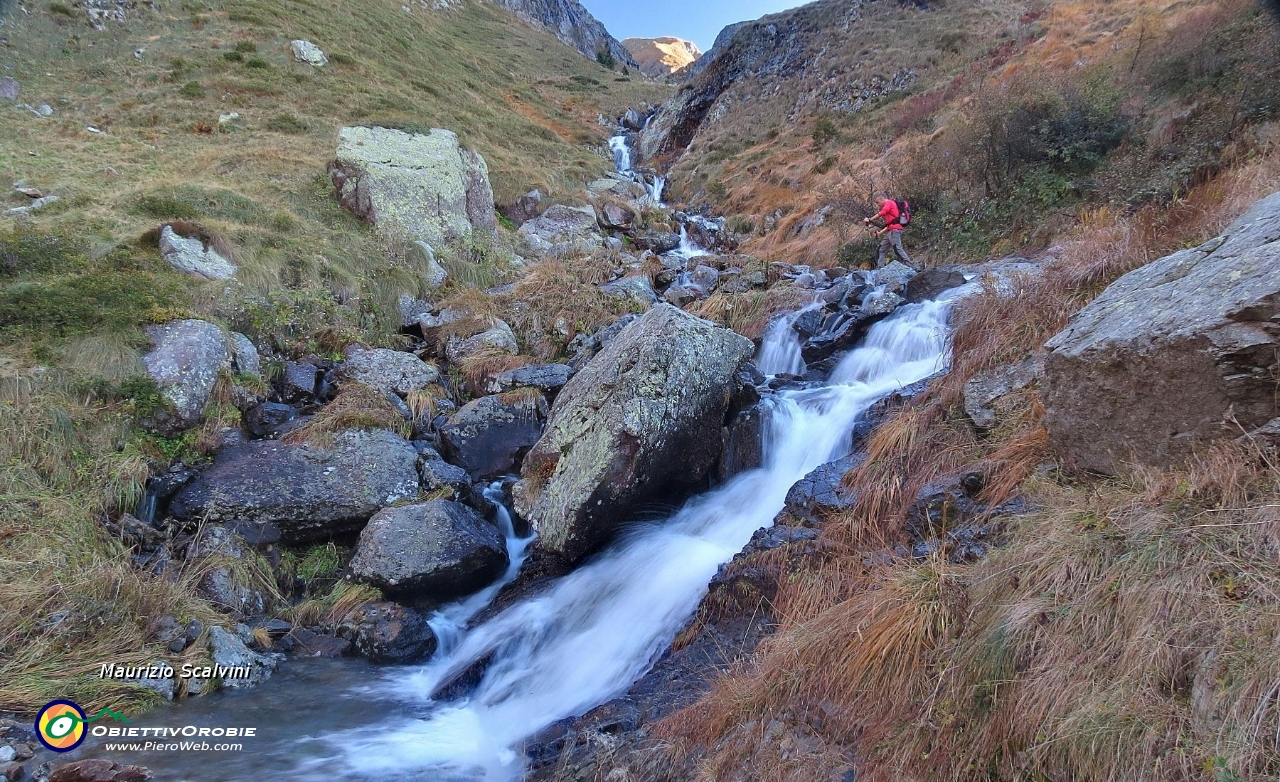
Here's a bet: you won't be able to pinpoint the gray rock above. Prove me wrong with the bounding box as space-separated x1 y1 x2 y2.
330 126 497 248
663 284 700 307
861 290 905 317
349 500 508 597
483 363 573 395
339 347 440 396
289 39 328 66
159 225 237 281
875 260 917 293
143 320 230 436
399 294 434 329
964 358 1044 429
335 601 437 663
518 204 602 257
719 269 768 294
515 304 755 562
489 0 637 68
207 626 283 689
170 430 421 542
604 236 624 251
4 194 60 217
440 394 547 479
198 567 265 617
689 264 720 293
0 747 13 763
0 77 17 101
785 453 865 522
410 240 449 289
280 361 318 403
418 455 474 499
229 333 260 377
1044 191 1280 473
445 320 518 365
599 276 658 309
905 267 969 303
633 230 681 253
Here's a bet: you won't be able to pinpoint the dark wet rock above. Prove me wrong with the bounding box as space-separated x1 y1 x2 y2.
282 627 350 659
875 260 917 293
632 229 681 253
791 308 825 339
207 627 282 689
800 310 882 364
905 266 970 303
48 760 151 782
336 602 437 663
516 305 754 562
142 320 229 436
349 500 508 597
440 394 547 480
720 406 766 482
1045 191 1280 473
279 361 319 404
418 455 475 502
964 357 1044 430
483 363 572 395
170 430 420 543
337 347 440 396
243 402 298 439
785 452 865 522
861 289 905 316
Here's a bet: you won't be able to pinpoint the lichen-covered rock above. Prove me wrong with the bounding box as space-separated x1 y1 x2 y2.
349 500 508 597
207 626 282 689
518 204 603 257
335 602 437 663
515 304 755 562
1044 191 1280 473
143 320 230 436
963 357 1044 430
599 276 658 309
440 394 547 479
329 126 497 248
338 347 440 396
445 320 519 365
483 363 573 395
170 430 421 542
229 333 261 377
158 225 237 280
289 39 328 66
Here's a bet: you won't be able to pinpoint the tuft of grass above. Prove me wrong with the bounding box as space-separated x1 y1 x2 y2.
282 382 408 446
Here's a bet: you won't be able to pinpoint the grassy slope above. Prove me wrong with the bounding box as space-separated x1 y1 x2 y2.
0 0 669 714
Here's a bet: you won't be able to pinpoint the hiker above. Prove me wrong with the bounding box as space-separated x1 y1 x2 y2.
863 196 913 268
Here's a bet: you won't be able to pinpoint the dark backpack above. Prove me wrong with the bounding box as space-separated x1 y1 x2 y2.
894 199 912 227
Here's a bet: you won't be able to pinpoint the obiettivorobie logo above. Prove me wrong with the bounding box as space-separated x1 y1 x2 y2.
35 700 129 753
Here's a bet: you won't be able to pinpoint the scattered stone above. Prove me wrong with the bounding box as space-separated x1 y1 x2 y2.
349 500 509 597
339 347 440 396
336 602 437 663
0 761 20 781
4 195 59 217
483 363 573 395
516 305 755 562
0 77 17 101
518 204 602 256
48 759 150 782
289 39 328 67
207 627 282 689
283 627 350 658
280 361 319 404
418 454 474 500
599 276 658 309
170 430 421 542
330 126 497 248
445 320 518 365
875 260 917 293
159 225 237 281
142 320 230 436
411 240 448 289
963 357 1044 429
440 393 547 479
1044 191 1280 473
244 402 297 439
632 229 680 253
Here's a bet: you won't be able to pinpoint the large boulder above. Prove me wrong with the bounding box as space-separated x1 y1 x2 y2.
142 320 230 436
518 204 603 257
335 602 437 663
289 39 328 66
1044 192 1280 473
338 347 440 396
159 225 237 280
348 500 508 597
515 305 755 561
329 126 497 247
440 394 547 479
170 430 421 542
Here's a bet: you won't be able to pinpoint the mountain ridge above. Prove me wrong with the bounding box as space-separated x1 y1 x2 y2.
622 36 702 77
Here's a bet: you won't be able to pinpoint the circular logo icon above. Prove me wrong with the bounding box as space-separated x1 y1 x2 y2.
35 700 88 753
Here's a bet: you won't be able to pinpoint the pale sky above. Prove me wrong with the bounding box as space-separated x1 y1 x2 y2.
582 0 811 52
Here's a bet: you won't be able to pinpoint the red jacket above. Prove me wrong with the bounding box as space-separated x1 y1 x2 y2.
876 200 904 231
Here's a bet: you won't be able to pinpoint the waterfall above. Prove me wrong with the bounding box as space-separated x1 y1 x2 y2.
304 296 961 781
757 304 821 377
608 135 632 173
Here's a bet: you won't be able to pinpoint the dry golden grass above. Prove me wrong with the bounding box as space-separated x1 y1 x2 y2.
282 382 409 445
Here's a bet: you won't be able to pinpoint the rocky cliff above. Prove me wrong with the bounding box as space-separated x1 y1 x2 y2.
492 0 637 69
622 36 701 77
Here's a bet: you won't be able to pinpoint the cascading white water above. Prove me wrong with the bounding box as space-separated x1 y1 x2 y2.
304 295 961 781
608 135 632 173
757 303 822 376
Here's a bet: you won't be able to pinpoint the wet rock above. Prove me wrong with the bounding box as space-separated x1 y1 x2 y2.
142 320 230 436
243 402 298 439
905 266 969 303
516 304 755 562
349 500 508 597
622 108 646 130
170 430 420 543
329 126 497 248
800 310 881 364
599 275 658 309
417 453 475 502
445 320 518 365
632 229 681 253
0 761 21 781
963 357 1044 429
1044 191 1280 473
48 760 151 782
158 225 236 281
338 347 440 396
861 289 905 316
785 453 865 522
689 264 720 293
289 39 328 66
336 602 437 663
279 361 319 404
791 309 826 339
283 628 351 658
875 260 917 293
720 406 766 482
483 363 572 395
518 204 602 257
440 394 547 480
207 627 282 689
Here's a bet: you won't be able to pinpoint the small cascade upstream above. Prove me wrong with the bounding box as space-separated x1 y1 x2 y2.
757 303 821 376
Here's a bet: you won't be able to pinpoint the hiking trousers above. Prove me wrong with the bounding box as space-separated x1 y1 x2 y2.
877 230 912 267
